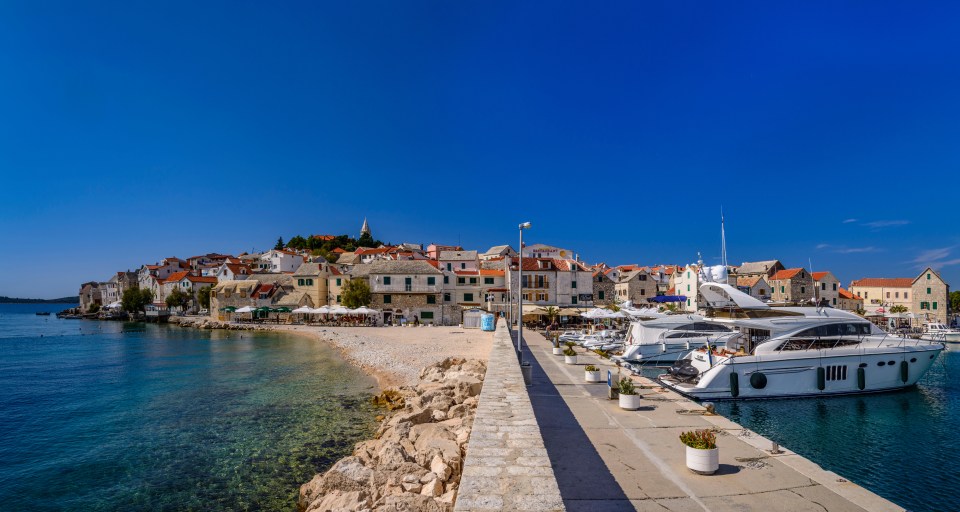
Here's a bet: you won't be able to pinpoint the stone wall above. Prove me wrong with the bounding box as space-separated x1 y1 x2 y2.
454 319 564 511
371 293 443 324
913 274 949 323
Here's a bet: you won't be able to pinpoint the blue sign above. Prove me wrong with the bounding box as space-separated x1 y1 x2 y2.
607 370 613 387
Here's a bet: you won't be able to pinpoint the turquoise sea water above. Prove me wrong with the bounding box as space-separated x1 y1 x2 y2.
0 304 377 511
639 349 957 512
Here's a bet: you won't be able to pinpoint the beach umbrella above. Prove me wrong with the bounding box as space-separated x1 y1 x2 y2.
353 307 377 315
274 307 292 313
234 306 254 313
220 306 237 312
331 306 351 315
312 306 331 314
292 306 312 314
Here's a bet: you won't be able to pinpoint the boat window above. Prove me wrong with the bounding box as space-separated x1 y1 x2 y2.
692 322 732 332
887 360 895 366
878 361 885 366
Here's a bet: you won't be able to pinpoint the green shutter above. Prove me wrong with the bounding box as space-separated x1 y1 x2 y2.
427 277 435 285
933 302 938 310
384 295 391 304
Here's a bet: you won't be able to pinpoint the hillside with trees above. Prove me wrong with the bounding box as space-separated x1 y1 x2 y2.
274 232 385 262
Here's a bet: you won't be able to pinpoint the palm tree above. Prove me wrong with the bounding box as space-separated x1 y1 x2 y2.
889 304 908 314
543 306 559 325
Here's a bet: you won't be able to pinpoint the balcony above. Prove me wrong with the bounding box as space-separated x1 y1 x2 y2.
371 283 441 293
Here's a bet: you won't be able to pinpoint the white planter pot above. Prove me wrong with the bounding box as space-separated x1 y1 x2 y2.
685 446 719 475
619 393 640 410
564 355 577 365
553 347 563 355
585 370 602 383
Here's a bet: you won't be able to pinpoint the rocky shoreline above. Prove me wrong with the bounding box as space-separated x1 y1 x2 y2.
298 358 486 512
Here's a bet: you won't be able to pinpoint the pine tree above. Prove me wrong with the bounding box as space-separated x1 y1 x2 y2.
274 237 285 250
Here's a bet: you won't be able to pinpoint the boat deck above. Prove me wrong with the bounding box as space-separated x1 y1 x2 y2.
521 329 903 512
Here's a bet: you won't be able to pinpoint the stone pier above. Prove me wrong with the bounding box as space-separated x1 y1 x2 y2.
455 319 565 511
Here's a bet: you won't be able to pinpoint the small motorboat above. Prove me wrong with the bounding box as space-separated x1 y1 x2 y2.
35 312 51 316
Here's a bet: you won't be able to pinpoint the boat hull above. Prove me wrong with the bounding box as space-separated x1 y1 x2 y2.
658 345 943 400
616 340 725 365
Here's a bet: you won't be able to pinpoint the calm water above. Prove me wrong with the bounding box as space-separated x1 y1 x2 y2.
639 349 957 512
0 303 378 512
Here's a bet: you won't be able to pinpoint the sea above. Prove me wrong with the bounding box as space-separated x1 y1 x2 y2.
639 348 958 512
0 303 378 512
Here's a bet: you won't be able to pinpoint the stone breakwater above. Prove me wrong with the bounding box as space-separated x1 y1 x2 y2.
298 358 487 512
169 316 250 330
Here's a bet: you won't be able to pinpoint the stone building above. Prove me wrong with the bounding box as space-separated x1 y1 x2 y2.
734 260 785 279
592 270 616 305
812 271 841 308
365 260 444 325
614 268 657 304
769 268 815 304
849 277 914 313
736 276 771 301
912 267 949 324
79 281 101 312
837 288 864 312
292 262 333 307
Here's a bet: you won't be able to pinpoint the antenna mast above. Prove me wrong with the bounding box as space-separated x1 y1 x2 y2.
720 207 728 267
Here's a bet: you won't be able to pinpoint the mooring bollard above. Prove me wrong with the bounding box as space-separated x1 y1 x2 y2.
521 361 532 385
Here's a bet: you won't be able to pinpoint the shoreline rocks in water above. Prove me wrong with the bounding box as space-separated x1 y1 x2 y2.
298 357 487 512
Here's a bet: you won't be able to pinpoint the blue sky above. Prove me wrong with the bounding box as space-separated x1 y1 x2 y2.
1 1 958 298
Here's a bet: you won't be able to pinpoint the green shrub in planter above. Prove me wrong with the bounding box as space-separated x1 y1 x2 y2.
617 377 637 395
585 365 599 372
679 429 717 450
564 341 577 348
563 346 577 357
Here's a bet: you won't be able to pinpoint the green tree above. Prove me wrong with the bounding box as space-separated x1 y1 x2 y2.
357 232 376 248
198 286 212 310
88 303 101 314
341 279 372 308
950 291 960 314
889 304 909 314
274 237 285 250
122 287 153 316
166 288 191 310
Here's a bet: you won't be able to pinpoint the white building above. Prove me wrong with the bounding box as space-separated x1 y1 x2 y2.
258 249 305 273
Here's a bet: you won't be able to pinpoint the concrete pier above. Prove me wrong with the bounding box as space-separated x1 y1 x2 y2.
523 329 904 512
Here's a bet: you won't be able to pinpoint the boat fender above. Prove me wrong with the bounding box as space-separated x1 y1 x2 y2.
749 372 767 389
900 360 908 383
729 372 739 397
816 367 825 391
857 367 866 390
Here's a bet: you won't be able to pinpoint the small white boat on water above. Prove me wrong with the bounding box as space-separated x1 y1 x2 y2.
614 316 735 365
657 283 945 400
919 322 960 343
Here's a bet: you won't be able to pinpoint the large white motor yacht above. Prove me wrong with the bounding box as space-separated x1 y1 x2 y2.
657 283 945 400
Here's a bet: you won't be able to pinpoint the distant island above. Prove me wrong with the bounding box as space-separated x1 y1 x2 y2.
0 296 79 304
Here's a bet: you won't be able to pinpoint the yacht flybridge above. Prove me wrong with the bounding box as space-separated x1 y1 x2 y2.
657 283 945 400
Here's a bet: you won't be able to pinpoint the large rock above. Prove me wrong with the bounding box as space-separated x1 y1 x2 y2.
374 494 449 512
376 441 410 470
306 490 371 512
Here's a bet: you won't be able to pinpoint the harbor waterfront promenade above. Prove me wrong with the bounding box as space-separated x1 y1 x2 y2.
517 329 903 512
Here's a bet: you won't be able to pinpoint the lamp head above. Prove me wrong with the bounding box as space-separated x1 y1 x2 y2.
519 222 532 230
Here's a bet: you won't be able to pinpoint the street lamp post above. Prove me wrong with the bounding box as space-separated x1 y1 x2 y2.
517 222 531 362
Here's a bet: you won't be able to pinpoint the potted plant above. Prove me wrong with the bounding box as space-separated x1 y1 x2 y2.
563 346 578 365
584 365 602 383
679 429 719 475
617 377 640 410
552 336 563 355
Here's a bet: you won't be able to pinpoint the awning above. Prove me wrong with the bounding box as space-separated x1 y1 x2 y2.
648 295 687 303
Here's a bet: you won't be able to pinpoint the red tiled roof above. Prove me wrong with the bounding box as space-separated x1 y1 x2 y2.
186 275 218 284
668 287 676 295
423 260 440 268
737 276 763 287
838 287 859 300
455 270 480 276
332 248 346 253
811 271 835 281
312 234 335 241
329 267 342 275
356 247 392 255
771 268 805 281
849 277 913 288
163 271 191 283
480 269 504 276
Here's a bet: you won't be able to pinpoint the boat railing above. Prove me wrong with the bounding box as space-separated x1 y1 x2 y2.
773 332 943 352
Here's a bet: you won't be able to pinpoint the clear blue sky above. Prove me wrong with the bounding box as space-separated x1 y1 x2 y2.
1 1 958 298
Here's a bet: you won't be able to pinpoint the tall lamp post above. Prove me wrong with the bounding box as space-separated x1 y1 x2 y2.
517 222 531 361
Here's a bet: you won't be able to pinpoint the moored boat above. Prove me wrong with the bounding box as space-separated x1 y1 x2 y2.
657 283 945 400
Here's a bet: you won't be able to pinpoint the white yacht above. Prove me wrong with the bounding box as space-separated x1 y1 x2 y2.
614 315 735 365
919 322 960 343
657 283 945 400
